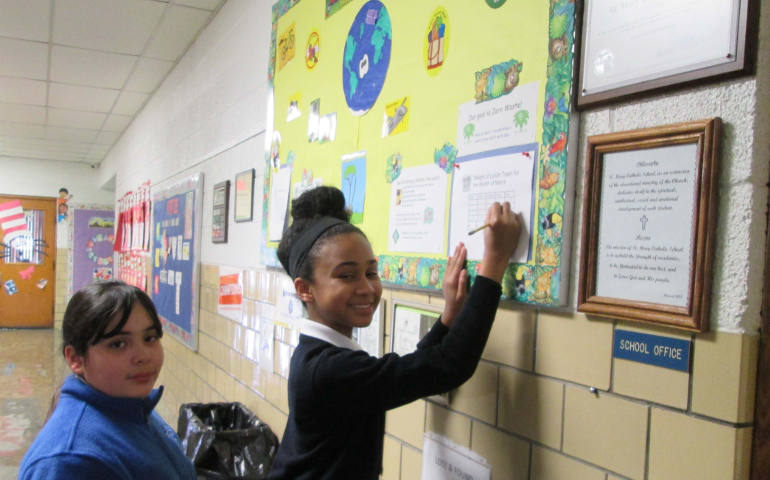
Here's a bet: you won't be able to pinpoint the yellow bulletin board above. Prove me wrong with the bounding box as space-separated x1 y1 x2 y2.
261 0 577 307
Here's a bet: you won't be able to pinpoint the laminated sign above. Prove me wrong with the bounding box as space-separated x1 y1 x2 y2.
217 267 243 321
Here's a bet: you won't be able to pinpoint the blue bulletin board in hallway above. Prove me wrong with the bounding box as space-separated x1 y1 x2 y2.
261 0 577 307
151 173 203 351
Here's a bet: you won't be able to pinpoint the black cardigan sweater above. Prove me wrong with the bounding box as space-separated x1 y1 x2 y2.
268 275 502 479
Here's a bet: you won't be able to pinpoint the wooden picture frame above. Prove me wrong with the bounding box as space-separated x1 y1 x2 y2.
577 118 721 332
234 168 255 222
212 180 229 243
577 0 756 108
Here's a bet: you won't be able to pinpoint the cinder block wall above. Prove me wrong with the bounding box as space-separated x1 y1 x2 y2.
156 264 757 479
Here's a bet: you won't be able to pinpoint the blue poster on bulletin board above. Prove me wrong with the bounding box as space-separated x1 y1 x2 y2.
151 173 203 351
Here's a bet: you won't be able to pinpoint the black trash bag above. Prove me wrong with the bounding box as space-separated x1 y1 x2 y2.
178 402 279 479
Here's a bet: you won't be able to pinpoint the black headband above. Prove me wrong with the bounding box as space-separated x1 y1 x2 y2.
288 216 346 279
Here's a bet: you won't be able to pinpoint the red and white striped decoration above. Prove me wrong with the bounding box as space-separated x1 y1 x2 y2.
0 200 28 240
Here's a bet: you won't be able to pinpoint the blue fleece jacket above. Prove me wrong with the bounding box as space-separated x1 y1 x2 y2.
18 374 196 480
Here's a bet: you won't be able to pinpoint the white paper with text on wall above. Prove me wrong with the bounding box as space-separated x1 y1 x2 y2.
268 166 292 242
388 164 447 255
448 147 535 262
595 144 698 307
456 82 539 156
259 314 275 374
421 432 490 480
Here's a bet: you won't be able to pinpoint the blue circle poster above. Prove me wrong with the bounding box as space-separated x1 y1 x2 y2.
342 1 392 116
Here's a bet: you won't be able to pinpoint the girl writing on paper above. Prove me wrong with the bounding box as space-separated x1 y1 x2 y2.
268 186 522 479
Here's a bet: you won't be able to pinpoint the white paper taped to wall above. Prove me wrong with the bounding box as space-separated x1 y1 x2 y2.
421 432 490 480
448 146 535 262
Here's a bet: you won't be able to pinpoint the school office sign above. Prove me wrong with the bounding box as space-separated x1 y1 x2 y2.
613 329 691 372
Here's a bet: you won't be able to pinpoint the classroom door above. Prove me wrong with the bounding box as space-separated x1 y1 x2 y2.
0 195 56 327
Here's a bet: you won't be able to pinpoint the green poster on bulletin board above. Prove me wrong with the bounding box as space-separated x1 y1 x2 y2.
262 0 577 307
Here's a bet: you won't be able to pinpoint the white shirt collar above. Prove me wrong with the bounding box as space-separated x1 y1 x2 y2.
300 319 363 351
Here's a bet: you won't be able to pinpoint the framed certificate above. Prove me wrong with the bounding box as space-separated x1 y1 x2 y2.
577 119 721 332
391 302 440 356
234 169 255 222
577 0 756 108
211 180 229 243
391 300 448 405
353 300 385 357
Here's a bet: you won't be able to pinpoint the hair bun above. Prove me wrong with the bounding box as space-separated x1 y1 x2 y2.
291 186 350 222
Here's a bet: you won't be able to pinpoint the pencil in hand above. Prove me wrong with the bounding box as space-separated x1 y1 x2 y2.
467 223 490 236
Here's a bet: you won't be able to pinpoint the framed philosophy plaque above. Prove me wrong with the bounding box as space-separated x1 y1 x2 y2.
578 118 721 332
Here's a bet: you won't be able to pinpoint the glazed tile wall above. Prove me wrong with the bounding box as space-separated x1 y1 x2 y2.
53 248 68 329
154 264 758 479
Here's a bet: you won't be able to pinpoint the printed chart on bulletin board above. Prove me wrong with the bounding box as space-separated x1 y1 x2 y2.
151 174 203 351
262 0 577 306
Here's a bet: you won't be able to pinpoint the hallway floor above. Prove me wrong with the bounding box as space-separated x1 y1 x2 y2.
0 329 69 480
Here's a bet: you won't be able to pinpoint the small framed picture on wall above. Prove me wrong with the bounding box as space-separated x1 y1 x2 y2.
212 180 229 243
234 168 255 222
390 300 449 404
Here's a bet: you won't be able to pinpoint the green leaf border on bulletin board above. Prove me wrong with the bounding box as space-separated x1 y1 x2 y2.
262 0 577 307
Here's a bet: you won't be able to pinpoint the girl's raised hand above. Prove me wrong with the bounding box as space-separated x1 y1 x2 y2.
440 242 468 327
478 202 522 282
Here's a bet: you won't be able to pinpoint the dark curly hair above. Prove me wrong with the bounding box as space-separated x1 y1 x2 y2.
277 186 365 281
62 281 162 356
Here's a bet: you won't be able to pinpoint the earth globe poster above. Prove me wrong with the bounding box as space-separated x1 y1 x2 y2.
265 0 577 307
342 1 391 116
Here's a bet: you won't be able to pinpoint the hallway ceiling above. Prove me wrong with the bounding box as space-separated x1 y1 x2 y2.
0 0 224 167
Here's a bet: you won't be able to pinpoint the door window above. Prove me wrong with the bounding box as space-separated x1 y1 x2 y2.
1 209 47 264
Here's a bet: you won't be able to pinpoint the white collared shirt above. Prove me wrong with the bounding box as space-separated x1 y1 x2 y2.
300 319 363 351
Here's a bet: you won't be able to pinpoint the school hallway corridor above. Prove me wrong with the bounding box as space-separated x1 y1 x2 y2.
0 329 69 480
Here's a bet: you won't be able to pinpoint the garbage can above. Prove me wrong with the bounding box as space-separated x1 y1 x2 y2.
178 402 279 479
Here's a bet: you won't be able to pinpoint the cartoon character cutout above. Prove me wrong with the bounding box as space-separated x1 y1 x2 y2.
383 97 408 137
57 187 72 222
385 153 402 183
474 59 523 103
305 31 320 69
426 9 447 70
433 142 457 173
277 22 296 71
